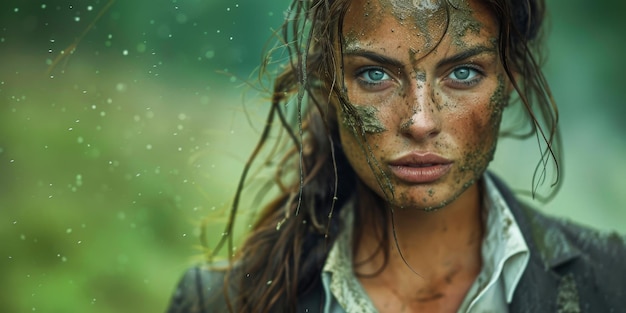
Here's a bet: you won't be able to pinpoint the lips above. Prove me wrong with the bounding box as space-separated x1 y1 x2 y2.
388 152 452 183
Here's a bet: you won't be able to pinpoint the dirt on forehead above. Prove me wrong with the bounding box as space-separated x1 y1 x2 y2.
384 0 444 19
356 0 482 50
446 0 483 48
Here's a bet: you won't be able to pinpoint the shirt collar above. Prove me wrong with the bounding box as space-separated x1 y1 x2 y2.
322 174 530 311
322 196 379 312
481 174 530 303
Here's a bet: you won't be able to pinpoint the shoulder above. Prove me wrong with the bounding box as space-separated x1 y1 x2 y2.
489 174 626 311
522 202 626 266
165 263 327 313
516 202 626 311
166 264 229 313
542 208 625 256
487 172 626 266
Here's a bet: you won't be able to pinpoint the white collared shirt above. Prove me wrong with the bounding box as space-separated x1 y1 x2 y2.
321 174 530 313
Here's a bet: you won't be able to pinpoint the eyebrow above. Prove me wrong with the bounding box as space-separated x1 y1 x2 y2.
436 45 497 68
343 47 405 69
342 45 496 69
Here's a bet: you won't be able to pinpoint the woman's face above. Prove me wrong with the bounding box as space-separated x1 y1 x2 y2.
337 0 509 211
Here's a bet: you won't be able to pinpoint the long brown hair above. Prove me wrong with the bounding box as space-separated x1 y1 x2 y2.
208 0 560 311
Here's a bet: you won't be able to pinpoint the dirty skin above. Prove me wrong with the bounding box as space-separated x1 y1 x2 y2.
341 103 395 198
343 105 388 134
342 0 500 213
380 0 445 50
418 75 506 212
378 0 482 50
446 0 483 48
489 75 509 127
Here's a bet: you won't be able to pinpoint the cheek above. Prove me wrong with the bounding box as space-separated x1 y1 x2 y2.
473 103 502 140
336 108 393 195
456 80 506 148
336 109 369 174
338 122 379 191
453 95 504 179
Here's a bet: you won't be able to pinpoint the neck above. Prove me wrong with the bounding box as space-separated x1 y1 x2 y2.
353 181 484 284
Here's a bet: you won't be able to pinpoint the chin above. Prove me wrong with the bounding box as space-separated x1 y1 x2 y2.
390 179 478 212
393 196 456 212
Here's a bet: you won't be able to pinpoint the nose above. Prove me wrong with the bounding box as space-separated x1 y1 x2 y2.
400 83 442 141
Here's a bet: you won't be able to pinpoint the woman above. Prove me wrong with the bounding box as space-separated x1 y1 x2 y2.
167 0 626 312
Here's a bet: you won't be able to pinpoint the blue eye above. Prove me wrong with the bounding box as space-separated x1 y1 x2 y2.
365 69 386 81
449 67 478 81
357 68 391 84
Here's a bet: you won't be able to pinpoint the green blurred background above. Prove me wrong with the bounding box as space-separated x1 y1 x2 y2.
1 0 625 312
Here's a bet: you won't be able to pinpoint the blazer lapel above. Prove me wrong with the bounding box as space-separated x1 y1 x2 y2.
488 173 582 313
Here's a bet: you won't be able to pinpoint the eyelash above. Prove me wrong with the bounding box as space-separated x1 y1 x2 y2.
352 64 485 91
446 65 485 88
354 67 393 89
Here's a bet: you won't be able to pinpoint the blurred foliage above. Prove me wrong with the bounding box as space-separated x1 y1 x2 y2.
0 0 625 312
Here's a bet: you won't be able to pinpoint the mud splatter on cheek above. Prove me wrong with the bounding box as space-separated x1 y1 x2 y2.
488 75 509 128
342 105 387 134
449 77 509 201
357 105 388 133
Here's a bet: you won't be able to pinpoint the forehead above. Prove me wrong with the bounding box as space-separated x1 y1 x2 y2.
342 0 497 52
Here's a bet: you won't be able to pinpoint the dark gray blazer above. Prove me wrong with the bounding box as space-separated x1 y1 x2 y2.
166 175 626 312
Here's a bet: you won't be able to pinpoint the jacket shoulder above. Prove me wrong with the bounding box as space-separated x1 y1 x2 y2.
522 202 626 266
166 264 229 313
517 202 626 312
488 173 626 266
